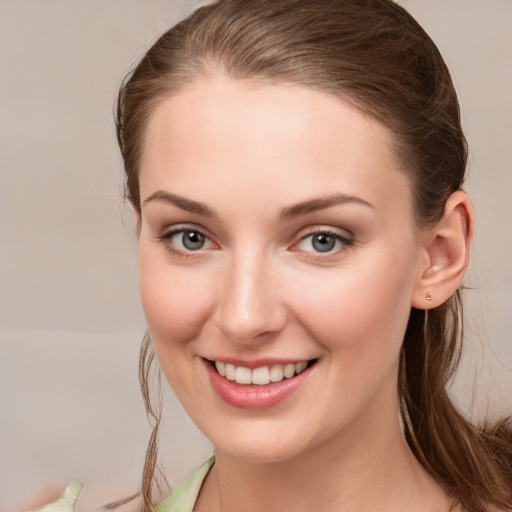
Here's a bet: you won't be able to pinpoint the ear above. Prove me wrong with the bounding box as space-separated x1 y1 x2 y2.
412 191 474 310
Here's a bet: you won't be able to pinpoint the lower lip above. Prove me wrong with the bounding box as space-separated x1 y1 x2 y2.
204 360 314 410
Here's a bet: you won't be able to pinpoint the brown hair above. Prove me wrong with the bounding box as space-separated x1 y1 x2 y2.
115 1 512 510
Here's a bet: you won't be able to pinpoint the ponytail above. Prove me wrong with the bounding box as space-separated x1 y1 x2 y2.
399 292 512 512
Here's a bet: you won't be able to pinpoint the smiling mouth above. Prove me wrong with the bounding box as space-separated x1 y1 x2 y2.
210 359 318 386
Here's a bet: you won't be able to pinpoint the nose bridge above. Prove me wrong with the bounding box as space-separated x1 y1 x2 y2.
215 244 285 344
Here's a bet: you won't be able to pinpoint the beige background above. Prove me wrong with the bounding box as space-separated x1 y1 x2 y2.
1 1 511 509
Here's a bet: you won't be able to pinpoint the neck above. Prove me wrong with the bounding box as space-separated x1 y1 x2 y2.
197 397 451 512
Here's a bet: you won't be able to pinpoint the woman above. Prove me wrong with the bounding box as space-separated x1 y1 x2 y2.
40 0 512 511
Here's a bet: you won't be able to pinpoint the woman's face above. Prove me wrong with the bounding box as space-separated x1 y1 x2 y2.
138 76 427 463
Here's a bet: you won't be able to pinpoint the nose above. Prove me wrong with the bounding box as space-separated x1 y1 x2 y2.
214 250 287 345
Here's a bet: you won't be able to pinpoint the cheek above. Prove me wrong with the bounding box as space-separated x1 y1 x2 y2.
138 249 214 346
286 251 416 358
283 256 416 426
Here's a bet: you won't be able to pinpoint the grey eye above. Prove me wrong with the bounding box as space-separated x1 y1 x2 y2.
311 233 336 252
181 231 206 250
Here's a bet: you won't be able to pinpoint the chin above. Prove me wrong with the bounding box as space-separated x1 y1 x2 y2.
203 417 320 465
215 438 307 464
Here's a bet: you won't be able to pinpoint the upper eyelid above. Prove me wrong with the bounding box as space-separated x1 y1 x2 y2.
293 225 354 241
158 226 218 257
158 224 216 246
290 226 355 252
157 223 353 247
160 223 211 238
295 232 352 246
300 228 350 238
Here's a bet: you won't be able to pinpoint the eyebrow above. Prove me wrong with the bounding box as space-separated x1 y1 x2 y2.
279 193 373 220
142 190 372 219
142 190 216 217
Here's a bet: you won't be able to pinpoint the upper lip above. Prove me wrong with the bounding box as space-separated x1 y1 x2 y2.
203 356 316 369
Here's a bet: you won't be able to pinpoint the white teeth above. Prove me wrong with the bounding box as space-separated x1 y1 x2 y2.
235 366 252 384
269 364 284 382
295 361 307 374
283 363 295 379
225 363 236 381
251 366 270 385
214 360 311 385
215 361 226 377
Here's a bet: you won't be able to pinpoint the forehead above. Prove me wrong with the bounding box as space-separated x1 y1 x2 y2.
140 75 412 218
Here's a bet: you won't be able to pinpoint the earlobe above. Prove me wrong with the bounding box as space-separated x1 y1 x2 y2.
412 191 474 310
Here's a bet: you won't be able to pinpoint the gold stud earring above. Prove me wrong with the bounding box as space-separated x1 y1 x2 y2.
426 292 432 302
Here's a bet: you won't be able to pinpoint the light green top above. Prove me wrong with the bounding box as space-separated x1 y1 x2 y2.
154 457 215 512
35 458 215 512
34 482 83 512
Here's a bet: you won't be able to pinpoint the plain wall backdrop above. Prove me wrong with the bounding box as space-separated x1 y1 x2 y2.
1 1 511 509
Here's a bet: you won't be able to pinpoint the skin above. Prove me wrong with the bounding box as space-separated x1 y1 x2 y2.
137 75 471 512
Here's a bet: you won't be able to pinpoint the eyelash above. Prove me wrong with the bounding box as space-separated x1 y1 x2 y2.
158 225 217 259
292 229 354 256
157 225 354 258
